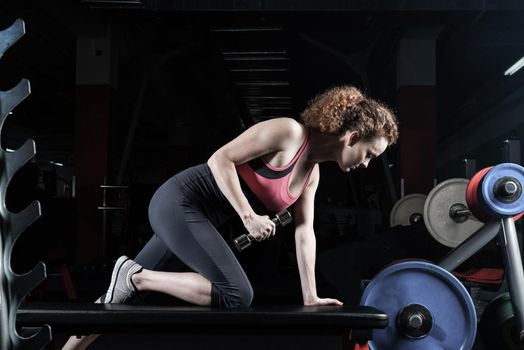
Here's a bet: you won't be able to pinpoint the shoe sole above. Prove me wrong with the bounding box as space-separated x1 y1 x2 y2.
105 256 129 303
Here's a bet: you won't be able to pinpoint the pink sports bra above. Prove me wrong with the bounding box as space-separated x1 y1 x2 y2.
236 132 313 212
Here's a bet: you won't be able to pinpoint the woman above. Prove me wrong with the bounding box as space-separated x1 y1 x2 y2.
63 85 398 349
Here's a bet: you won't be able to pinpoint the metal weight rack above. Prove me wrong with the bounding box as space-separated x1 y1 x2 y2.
0 19 51 350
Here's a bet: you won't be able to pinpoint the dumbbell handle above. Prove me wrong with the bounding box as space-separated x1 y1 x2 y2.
233 210 292 252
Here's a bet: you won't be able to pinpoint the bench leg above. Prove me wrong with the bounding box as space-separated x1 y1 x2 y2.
343 329 371 350
58 264 77 300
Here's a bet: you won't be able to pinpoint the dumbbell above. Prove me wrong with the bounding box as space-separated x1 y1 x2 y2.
233 210 292 251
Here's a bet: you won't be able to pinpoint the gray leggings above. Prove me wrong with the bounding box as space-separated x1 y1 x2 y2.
134 164 253 308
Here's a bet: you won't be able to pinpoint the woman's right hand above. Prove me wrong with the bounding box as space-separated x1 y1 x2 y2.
243 213 276 241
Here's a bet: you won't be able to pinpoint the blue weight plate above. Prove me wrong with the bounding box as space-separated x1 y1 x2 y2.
361 261 477 350
481 163 524 217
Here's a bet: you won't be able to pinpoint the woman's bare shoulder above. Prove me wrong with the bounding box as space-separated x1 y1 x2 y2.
261 117 307 143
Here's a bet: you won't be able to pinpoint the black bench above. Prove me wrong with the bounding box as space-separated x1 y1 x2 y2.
17 303 387 349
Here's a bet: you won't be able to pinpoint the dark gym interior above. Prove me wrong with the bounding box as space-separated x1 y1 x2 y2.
1 1 524 349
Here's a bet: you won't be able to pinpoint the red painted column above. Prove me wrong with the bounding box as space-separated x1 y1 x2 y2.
397 86 436 194
74 86 111 262
397 33 438 195
74 25 117 263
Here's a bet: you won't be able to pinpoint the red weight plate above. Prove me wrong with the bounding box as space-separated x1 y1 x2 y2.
466 167 493 222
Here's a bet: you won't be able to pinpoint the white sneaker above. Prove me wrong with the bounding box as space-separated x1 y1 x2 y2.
103 256 142 304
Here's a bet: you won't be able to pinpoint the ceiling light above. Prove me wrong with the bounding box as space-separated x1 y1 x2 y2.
504 56 524 76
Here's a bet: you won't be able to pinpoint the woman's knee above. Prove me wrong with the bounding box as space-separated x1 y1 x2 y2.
212 282 253 308
235 284 254 308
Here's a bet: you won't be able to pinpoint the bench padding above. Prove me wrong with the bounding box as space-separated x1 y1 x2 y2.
18 303 388 335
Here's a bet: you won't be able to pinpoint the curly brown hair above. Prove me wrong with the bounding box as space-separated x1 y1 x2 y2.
300 85 399 144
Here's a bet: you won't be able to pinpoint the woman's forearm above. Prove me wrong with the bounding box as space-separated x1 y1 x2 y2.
295 229 318 303
207 153 255 223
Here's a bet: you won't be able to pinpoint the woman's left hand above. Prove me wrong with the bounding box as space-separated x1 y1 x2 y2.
304 296 343 306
